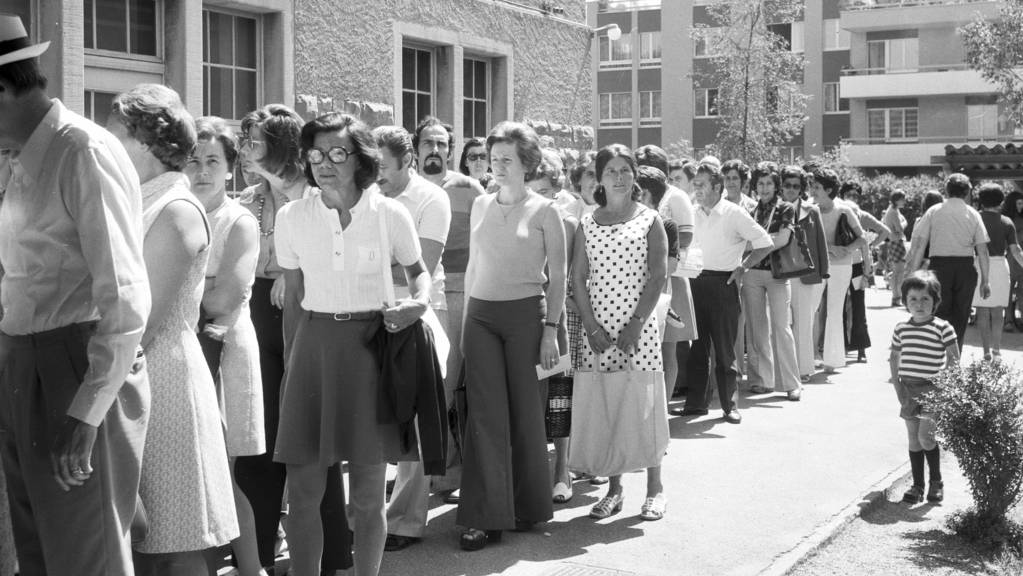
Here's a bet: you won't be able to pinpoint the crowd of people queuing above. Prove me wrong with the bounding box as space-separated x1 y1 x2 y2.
0 16 1013 575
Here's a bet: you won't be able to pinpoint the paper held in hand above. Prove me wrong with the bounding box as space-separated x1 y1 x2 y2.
536 354 571 380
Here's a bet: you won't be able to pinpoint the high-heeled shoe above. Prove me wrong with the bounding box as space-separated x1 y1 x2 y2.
589 492 624 519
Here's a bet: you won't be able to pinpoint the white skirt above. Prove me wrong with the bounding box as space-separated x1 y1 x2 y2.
974 255 1011 307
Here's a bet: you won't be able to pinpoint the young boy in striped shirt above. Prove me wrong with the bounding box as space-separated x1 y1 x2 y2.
889 271 959 504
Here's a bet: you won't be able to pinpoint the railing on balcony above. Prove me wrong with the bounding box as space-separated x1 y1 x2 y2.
841 0 994 10
842 134 1023 146
840 63 970 76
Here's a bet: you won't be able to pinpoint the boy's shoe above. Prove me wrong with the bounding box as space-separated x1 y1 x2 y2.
902 485 924 504
927 481 944 503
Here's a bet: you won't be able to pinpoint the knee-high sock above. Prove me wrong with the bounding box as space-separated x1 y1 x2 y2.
909 450 925 487
924 447 941 483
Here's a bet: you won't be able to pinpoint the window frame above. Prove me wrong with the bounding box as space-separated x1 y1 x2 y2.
599 91 633 127
693 27 722 58
401 44 437 134
867 37 919 73
967 103 999 140
823 82 849 114
462 56 490 139
639 31 661 67
867 107 919 142
599 33 633 69
83 0 164 61
695 88 719 118
201 7 263 122
822 18 850 51
640 90 661 126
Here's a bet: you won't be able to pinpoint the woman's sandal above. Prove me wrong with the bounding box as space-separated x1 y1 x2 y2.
640 494 667 521
459 528 502 551
589 492 624 519
552 481 573 503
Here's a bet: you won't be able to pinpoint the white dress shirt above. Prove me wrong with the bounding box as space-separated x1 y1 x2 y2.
0 99 150 427
693 197 773 272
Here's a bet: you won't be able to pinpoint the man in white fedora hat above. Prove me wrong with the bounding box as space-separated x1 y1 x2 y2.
0 15 151 576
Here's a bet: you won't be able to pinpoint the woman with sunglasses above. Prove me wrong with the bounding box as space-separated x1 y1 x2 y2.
273 113 430 576
459 137 492 190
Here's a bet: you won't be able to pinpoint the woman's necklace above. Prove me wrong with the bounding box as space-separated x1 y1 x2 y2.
256 193 275 237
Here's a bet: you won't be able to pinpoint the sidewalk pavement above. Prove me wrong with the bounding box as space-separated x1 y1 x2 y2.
361 286 1022 576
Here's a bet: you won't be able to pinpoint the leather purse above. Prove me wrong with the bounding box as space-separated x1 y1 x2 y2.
770 201 816 279
834 212 859 247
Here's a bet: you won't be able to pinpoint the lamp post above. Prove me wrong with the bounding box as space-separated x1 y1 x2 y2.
567 23 623 142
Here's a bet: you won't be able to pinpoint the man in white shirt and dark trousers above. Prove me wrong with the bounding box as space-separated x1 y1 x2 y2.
373 126 453 552
678 163 773 424
0 16 150 575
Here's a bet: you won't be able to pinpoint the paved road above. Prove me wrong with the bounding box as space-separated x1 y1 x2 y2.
358 286 1021 576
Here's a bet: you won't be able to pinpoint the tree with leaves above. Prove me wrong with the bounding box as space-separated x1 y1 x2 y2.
961 0 1023 127
692 0 809 164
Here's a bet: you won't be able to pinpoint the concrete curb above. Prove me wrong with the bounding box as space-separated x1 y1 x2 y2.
757 461 912 576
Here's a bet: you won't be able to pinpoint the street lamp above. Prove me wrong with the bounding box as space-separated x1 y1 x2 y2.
592 23 622 41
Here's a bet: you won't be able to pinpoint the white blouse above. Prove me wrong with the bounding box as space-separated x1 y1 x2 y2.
275 185 421 313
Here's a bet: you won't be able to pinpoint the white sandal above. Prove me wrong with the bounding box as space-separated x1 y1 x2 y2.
589 492 624 519
640 493 667 521
552 481 573 503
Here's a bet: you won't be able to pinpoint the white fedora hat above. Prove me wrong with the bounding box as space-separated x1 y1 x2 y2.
0 15 48 68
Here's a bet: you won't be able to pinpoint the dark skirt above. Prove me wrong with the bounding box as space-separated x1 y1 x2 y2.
274 311 412 466
845 262 871 351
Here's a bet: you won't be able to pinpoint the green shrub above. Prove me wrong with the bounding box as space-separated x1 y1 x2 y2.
928 360 1023 553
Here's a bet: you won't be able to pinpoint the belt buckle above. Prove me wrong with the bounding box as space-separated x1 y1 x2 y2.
332 312 352 321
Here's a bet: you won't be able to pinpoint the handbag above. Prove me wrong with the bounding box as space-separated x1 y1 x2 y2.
770 201 816 279
568 354 670 477
545 374 573 440
834 212 859 247
448 362 468 461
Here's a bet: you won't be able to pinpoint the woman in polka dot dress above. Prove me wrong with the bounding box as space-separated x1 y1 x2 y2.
571 144 670 521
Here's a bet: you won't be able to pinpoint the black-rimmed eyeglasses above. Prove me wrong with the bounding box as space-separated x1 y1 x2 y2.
307 146 350 165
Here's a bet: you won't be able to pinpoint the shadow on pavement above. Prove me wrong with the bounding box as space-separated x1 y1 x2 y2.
903 528 989 574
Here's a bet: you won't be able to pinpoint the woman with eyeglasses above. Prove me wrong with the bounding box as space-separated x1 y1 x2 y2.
273 113 430 576
235 104 351 574
458 137 492 189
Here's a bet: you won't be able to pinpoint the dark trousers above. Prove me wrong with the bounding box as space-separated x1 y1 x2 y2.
844 262 871 352
457 296 553 530
0 323 148 576
685 272 740 413
235 277 351 569
929 257 977 350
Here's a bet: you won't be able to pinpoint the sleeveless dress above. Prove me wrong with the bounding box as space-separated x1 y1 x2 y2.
206 197 265 457
580 207 662 373
136 172 239 554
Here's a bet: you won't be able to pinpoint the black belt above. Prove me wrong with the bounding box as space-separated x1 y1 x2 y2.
307 311 381 322
698 269 734 278
928 256 974 264
2 321 97 348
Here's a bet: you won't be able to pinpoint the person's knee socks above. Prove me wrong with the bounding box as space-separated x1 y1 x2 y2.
924 446 941 483
909 450 925 487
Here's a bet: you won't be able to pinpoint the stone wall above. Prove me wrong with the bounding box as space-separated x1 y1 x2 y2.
293 0 592 128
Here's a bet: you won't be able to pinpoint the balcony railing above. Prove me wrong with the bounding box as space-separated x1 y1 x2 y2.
841 0 994 10
840 63 970 76
842 134 1023 145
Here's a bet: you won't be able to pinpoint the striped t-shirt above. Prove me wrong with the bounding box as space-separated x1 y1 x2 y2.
891 316 957 379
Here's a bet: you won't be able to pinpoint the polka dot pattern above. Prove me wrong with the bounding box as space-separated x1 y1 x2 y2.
581 208 663 373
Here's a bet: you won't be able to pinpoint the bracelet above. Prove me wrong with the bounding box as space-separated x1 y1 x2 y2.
589 327 601 336
544 321 558 329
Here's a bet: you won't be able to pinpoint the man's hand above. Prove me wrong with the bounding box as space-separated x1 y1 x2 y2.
50 416 98 492
727 267 745 286
270 275 286 309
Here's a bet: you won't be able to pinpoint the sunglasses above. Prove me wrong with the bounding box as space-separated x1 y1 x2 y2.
307 146 350 165
466 153 488 162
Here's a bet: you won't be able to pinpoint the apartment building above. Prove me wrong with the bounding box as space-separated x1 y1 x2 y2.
840 0 1007 176
589 0 851 162
1 0 593 158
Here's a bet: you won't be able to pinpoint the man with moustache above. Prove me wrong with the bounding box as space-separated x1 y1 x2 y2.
411 117 484 503
373 125 453 551
681 163 773 424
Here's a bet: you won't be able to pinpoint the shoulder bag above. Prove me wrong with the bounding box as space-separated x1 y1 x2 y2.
834 211 859 247
770 201 816 279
